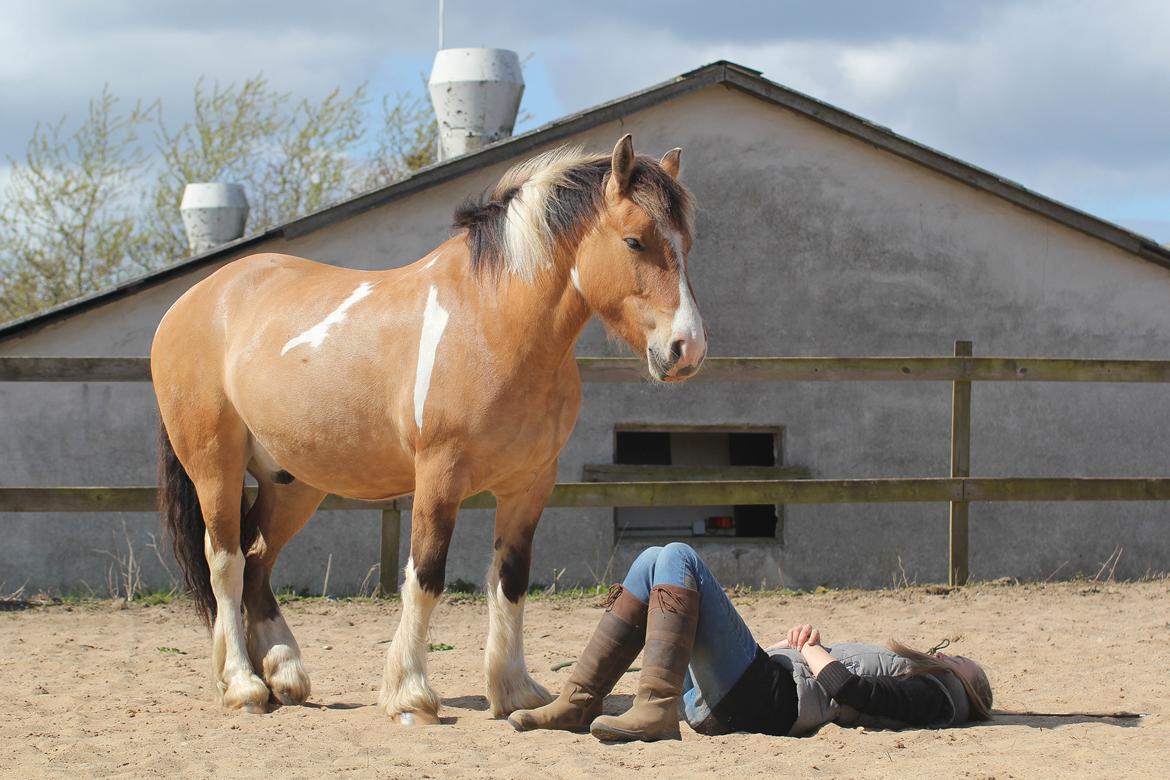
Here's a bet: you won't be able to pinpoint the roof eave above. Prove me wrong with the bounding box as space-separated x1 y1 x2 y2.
3 59 1168 344
0 62 730 344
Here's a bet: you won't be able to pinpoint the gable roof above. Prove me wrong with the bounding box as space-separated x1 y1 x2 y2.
3 60 1168 343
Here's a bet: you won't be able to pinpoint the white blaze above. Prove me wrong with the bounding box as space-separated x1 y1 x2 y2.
668 231 705 353
414 285 450 431
282 282 375 355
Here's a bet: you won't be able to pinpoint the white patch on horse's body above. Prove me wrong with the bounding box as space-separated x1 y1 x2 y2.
413 285 450 432
667 230 706 355
423 251 442 270
281 281 375 355
205 539 269 712
484 579 551 716
246 614 310 705
379 558 442 722
569 265 583 294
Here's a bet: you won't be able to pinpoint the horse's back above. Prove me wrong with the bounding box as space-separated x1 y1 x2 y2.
153 253 360 413
178 253 360 315
155 253 378 361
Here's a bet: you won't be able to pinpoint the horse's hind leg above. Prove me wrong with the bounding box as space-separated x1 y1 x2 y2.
379 456 466 725
242 478 326 706
180 418 271 712
484 463 556 717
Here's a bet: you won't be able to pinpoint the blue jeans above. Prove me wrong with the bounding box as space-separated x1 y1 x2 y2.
622 543 759 727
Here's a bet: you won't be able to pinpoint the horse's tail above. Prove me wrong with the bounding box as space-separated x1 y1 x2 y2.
158 421 217 628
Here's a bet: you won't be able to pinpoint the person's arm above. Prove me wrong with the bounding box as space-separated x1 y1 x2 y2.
798 642 836 676
791 625 953 727
815 664 952 726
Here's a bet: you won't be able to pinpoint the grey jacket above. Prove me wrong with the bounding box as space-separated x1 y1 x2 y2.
767 642 970 737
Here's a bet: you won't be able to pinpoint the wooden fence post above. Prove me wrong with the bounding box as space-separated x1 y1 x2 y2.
379 508 401 595
949 340 973 585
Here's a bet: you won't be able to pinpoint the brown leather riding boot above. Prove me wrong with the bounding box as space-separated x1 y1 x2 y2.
508 586 647 732
589 583 700 742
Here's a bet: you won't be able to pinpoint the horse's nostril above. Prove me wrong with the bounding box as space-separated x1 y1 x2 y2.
670 339 684 362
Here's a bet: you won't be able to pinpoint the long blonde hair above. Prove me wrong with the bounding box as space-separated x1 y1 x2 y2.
888 640 993 722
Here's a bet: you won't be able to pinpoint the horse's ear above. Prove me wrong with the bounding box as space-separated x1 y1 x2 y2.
660 148 682 179
611 134 635 194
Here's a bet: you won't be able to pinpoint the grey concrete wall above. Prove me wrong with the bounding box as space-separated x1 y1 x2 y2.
2 84 1169 596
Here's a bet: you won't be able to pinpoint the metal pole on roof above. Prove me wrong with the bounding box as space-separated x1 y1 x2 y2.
438 0 445 49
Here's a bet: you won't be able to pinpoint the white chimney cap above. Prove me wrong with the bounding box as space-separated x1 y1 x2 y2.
179 182 249 254
428 48 524 161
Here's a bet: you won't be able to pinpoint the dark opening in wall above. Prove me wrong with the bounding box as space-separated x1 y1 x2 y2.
615 431 672 465
728 431 778 538
606 427 783 541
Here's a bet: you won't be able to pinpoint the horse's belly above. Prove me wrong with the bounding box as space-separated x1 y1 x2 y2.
234 370 415 499
252 428 416 499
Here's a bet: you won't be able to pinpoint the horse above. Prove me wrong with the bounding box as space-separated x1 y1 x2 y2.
152 134 706 725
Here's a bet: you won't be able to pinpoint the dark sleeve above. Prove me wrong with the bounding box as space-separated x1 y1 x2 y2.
816 661 951 727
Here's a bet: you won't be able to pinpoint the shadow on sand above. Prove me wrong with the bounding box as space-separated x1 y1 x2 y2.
439 693 637 718
989 711 1142 729
443 695 490 712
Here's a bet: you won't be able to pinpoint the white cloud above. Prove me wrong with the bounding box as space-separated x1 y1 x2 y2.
1 0 1167 241
520 0 1170 239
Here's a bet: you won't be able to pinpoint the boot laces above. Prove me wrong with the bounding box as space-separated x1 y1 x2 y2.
651 586 687 614
603 583 624 610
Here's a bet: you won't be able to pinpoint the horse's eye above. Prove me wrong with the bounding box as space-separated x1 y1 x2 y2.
624 238 644 252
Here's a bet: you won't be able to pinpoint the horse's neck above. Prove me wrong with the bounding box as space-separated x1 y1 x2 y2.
488 268 591 374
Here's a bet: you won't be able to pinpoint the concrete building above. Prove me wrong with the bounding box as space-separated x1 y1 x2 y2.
3 62 1168 595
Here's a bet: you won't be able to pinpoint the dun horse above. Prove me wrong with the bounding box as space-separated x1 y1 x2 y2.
153 135 706 724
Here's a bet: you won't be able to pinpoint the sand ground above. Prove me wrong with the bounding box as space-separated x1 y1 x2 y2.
1 580 1167 779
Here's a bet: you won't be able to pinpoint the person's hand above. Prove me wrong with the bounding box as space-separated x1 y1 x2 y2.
764 638 791 652
786 624 822 650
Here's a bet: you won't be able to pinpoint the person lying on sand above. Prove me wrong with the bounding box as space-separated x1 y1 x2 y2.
509 542 993 742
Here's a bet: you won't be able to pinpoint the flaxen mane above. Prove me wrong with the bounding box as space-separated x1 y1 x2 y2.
454 147 695 281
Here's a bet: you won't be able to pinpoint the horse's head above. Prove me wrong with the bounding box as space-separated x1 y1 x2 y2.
574 135 706 382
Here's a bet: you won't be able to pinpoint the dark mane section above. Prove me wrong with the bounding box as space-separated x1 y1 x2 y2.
452 152 694 280
453 185 521 278
543 157 610 251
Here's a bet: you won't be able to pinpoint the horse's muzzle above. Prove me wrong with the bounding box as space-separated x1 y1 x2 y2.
648 343 705 382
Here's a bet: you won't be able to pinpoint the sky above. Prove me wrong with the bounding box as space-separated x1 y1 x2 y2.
2 0 1168 242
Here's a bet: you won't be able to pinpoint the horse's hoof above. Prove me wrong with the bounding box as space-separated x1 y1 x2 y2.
223 673 271 713
272 684 310 706
489 673 553 718
266 655 311 706
392 709 441 726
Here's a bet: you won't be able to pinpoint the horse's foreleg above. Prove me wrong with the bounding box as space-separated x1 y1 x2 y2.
379 466 463 725
243 481 325 706
484 463 557 717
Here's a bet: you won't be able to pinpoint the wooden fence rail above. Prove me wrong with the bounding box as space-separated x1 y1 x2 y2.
7 478 1170 514
3 348 1170 589
5 355 1170 383
5 477 1170 594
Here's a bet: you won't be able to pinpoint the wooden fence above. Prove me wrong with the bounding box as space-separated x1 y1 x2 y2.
3 343 1170 590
